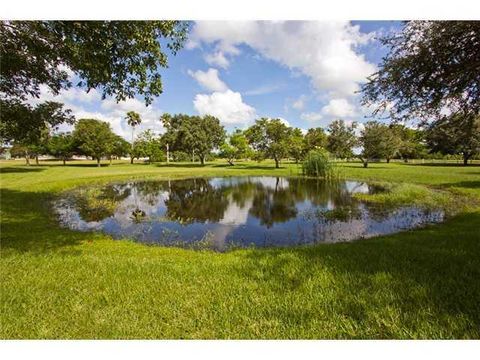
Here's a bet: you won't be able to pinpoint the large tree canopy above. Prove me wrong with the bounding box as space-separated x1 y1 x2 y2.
426 113 480 165
161 113 225 165
245 118 292 168
72 119 116 166
326 120 357 159
358 121 398 167
361 21 480 121
0 21 188 105
0 99 74 144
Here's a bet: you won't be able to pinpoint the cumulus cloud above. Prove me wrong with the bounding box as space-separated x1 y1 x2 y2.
301 112 323 123
292 95 307 110
301 98 358 127
204 51 230 69
193 89 256 126
188 68 228 92
189 21 376 97
321 98 356 118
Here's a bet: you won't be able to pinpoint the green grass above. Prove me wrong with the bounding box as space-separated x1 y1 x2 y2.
1 159 480 339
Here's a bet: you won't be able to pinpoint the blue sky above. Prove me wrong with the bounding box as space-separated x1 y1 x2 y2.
34 21 401 139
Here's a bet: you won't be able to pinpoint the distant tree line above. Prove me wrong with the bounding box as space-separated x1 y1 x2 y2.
5 110 480 167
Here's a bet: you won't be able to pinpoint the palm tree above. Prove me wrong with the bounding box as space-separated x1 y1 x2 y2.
125 111 142 164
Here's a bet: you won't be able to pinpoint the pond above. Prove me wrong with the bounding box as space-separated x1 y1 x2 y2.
54 176 444 251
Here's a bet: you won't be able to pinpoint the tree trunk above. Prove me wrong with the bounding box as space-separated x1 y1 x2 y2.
166 143 169 164
227 159 234 166
463 153 470 166
25 154 30 166
130 156 134 164
35 155 39 165
363 161 368 168
97 158 101 167
110 156 113 165
274 157 279 168
200 155 205 165
386 158 391 163
63 158 66 166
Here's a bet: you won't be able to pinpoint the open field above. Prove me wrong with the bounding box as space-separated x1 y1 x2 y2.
1 159 480 339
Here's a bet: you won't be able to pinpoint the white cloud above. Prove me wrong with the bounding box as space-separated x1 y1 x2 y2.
277 117 290 127
292 95 307 110
190 21 376 97
188 68 228 92
244 83 284 96
301 112 323 123
204 51 230 69
301 98 356 124
193 89 256 126
321 98 356 118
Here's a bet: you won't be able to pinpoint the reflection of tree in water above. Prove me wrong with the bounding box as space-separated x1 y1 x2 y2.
247 178 297 228
134 180 169 206
287 178 360 208
73 183 131 222
164 178 229 223
73 177 392 227
224 177 364 227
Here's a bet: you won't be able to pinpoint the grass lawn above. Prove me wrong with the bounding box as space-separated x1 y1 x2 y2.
1 159 479 339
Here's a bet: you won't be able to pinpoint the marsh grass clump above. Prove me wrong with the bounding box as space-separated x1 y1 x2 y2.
302 149 338 179
353 182 474 215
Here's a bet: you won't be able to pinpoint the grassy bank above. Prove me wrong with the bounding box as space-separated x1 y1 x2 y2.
1 160 479 339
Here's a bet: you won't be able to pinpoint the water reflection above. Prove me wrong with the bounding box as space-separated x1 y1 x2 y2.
54 177 444 251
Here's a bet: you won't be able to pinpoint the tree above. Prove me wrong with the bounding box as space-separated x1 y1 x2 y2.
161 114 225 165
0 99 74 164
72 119 116 167
289 128 305 163
219 142 236 166
219 130 251 165
358 121 404 167
125 111 142 164
326 120 357 160
361 21 480 122
383 125 403 163
229 130 251 160
426 113 480 165
133 130 164 163
393 125 428 162
1 21 188 105
48 133 75 165
1 21 188 140
303 127 327 154
107 135 131 164
245 118 292 168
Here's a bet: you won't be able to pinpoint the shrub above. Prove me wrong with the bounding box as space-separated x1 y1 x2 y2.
302 149 337 178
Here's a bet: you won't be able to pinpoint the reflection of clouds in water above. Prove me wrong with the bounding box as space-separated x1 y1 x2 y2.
255 176 289 190
210 224 235 251
54 177 445 251
219 196 253 225
112 188 169 228
210 176 289 190
345 181 370 194
54 200 104 231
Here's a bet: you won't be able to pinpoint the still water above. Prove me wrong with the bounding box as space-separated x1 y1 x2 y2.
54 177 444 251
